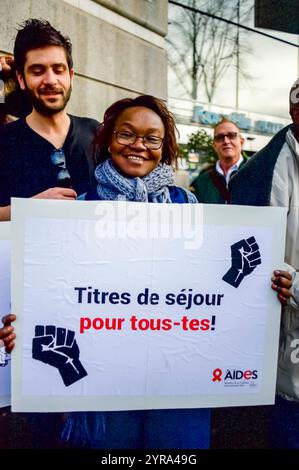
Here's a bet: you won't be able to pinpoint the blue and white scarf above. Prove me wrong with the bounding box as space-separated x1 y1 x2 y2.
95 159 175 203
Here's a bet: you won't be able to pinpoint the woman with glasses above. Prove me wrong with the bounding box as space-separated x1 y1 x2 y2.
84 94 197 204
59 95 293 450
61 95 212 450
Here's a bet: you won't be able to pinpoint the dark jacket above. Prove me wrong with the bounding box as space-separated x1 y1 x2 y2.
191 157 248 204
230 125 291 206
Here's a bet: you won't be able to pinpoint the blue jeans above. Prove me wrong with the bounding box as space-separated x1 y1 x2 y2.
62 409 211 449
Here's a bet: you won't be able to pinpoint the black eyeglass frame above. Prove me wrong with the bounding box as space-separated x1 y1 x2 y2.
113 130 164 150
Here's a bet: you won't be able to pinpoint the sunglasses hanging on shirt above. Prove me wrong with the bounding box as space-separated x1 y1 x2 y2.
51 149 72 188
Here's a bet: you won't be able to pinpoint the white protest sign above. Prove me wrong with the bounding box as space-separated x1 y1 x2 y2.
11 199 286 412
0 222 11 408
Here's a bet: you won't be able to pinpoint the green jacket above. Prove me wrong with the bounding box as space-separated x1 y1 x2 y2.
191 157 248 204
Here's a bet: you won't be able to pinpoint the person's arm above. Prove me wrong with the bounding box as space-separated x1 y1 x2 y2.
31 187 77 200
0 187 77 221
0 55 15 80
0 314 16 353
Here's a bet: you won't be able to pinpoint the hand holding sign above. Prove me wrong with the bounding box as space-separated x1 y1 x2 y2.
222 236 261 288
32 325 88 387
0 314 16 353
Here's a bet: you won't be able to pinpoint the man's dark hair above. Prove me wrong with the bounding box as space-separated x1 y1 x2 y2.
14 19 73 75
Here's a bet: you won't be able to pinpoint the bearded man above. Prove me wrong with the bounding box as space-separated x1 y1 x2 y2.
0 19 99 220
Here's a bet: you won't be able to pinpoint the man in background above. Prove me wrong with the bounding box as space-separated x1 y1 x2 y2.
191 118 247 203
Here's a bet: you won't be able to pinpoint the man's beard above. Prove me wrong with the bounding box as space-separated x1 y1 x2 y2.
25 84 72 116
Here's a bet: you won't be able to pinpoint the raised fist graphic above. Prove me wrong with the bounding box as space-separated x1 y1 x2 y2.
222 236 261 288
32 325 87 387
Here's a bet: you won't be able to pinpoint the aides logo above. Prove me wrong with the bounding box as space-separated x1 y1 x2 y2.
212 367 258 388
212 368 223 382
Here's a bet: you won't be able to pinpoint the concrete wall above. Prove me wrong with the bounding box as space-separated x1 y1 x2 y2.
0 0 168 121
94 0 168 35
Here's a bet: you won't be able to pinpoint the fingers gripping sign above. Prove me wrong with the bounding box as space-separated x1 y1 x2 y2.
0 314 16 354
32 325 88 387
222 236 262 288
271 270 293 306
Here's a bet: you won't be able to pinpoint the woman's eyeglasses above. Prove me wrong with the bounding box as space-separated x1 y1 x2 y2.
51 149 72 187
113 130 164 150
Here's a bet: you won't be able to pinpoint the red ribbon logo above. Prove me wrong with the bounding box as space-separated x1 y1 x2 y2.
212 368 222 382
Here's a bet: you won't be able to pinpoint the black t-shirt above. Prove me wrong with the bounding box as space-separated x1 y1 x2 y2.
0 115 100 205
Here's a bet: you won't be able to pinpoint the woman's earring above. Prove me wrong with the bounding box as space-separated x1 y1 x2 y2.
108 146 111 153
